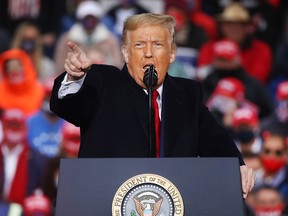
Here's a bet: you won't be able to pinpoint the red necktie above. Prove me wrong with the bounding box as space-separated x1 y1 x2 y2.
152 90 160 157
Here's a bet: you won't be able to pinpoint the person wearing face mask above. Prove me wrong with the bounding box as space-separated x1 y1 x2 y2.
41 121 80 212
250 185 287 216
11 22 56 81
54 0 122 75
199 39 274 119
0 49 44 115
231 107 262 155
0 109 48 205
26 77 65 158
206 77 258 128
197 3 272 84
255 132 288 203
261 81 288 137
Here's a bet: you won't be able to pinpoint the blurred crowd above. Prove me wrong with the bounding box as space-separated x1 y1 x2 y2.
0 0 287 215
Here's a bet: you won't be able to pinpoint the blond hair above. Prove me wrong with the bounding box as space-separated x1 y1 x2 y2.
121 13 176 49
11 22 43 75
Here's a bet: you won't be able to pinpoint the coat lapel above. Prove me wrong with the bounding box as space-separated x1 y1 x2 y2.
161 75 186 156
121 65 149 141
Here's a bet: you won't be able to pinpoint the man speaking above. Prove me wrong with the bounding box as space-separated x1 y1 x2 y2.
50 13 255 198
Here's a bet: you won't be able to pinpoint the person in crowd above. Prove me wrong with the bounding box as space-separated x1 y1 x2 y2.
54 0 122 74
0 49 44 116
103 0 149 41
231 107 262 155
197 3 272 84
50 13 255 198
182 0 218 40
41 156 59 215
27 77 65 158
11 22 56 81
42 121 80 208
165 1 208 50
201 0 284 52
250 185 287 216
261 80 288 137
0 108 47 205
200 39 274 119
22 189 51 216
206 77 257 128
255 132 288 202
164 0 209 79
59 121 80 158
0 0 65 58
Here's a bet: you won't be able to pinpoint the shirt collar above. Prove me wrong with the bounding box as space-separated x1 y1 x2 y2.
143 84 163 99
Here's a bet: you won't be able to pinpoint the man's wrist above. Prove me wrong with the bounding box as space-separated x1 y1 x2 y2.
67 74 84 82
67 66 91 81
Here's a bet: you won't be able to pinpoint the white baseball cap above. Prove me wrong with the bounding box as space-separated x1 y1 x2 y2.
76 1 104 20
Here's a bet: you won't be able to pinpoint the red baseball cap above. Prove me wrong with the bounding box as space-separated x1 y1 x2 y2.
213 77 245 101
276 81 288 101
62 122 80 157
23 192 51 215
232 107 259 127
213 39 240 61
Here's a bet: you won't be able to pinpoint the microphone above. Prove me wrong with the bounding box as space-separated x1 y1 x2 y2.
143 65 158 88
143 64 158 157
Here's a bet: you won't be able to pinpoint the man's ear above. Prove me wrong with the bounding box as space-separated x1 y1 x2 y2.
122 46 129 63
170 47 176 64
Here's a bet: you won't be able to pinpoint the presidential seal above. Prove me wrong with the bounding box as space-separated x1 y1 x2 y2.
112 173 184 216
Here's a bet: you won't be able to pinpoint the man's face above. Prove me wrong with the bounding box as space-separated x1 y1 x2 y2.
122 24 176 89
261 136 286 160
5 59 24 84
220 22 248 43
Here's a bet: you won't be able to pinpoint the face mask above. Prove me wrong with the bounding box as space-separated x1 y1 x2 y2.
210 95 237 114
81 16 98 30
254 205 284 216
7 71 24 84
20 39 36 53
276 101 288 123
4 129 25 145
234 130 255 144
261 156 286 173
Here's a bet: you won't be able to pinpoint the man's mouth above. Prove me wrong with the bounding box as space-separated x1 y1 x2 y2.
143 64 155 71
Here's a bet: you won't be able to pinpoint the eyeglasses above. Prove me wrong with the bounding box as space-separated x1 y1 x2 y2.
263 148 285 157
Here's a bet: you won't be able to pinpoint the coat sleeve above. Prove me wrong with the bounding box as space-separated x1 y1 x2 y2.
50 65 101 127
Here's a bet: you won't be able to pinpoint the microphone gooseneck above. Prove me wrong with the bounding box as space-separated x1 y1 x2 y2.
143 64 158 157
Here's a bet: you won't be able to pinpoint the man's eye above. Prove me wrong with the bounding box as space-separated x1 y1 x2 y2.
135 43 143 48
154 43 163 47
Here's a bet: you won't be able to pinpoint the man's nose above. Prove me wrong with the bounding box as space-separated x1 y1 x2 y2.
144 44 153 58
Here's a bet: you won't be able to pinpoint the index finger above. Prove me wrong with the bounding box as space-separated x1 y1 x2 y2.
67 41 83 54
